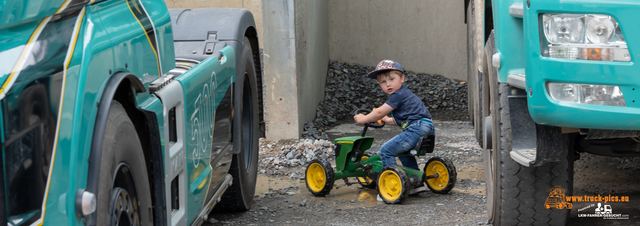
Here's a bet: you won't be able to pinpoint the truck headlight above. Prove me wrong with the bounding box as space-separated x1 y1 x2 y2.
541 14 630 62
547 82 626 107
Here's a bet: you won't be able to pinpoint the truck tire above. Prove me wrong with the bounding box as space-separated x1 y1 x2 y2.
215 37 259 212
96 101 152 226
484 32 573 226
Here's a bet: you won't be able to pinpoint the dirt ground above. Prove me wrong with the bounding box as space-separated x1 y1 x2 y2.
207 119 640 225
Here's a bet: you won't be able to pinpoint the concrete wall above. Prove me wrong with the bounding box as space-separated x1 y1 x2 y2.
165 0 264 48
261 0 329 140
294 1 329 138
327 0 467 81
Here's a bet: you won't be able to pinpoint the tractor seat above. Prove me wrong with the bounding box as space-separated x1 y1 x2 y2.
407 135 435 156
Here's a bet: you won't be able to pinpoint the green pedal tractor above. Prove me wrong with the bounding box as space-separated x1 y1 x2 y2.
305 109 457 204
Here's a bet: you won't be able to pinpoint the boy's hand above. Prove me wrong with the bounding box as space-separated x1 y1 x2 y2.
382 116 396 125
354 114 366 124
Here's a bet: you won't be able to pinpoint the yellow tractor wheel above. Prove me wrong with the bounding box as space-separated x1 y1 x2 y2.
305 159 334 196
424 157 456 194
377 165 410 204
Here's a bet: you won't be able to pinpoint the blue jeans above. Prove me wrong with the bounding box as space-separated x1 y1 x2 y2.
379 119 435 170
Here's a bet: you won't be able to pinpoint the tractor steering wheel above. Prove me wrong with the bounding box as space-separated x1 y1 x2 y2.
354 109 385 128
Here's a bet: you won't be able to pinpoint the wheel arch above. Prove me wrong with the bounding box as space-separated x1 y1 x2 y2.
85 72 166 225
168 8 265 138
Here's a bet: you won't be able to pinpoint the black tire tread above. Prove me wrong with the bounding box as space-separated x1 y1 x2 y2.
493 83 573 226
96 101 152 226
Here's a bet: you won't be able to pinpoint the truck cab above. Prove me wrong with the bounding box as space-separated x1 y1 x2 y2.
0 0 264 225
465 0 640 225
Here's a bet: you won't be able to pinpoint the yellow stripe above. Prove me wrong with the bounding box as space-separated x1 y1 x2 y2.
35 7 85 226
337 141 353 144
55 0 71 14
126 0 162 77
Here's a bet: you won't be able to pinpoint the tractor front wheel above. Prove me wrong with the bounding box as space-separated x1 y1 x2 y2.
305 159 334 196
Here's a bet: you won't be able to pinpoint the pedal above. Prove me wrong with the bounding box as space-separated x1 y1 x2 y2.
409 186 427 195
363 164 373 172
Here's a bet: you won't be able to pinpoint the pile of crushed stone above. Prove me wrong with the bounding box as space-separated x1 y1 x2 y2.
258 139 336 177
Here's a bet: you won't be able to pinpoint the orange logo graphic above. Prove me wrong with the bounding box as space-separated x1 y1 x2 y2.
545 185 573 209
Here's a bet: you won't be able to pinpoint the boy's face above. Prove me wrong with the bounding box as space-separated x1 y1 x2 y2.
377 71 404 95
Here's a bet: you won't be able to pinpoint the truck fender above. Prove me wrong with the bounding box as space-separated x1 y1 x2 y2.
169 8 261 154
170 8 256 46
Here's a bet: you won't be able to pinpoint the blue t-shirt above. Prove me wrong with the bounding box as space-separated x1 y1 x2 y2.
385 86 431 128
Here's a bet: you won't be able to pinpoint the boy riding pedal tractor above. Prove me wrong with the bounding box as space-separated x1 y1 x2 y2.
303 59 456 204
354 59 435 196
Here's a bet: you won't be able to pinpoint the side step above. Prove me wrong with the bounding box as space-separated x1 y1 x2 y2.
510 149 536 167
191 174 233 226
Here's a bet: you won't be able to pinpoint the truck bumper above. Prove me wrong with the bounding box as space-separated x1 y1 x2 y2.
523 0 640 130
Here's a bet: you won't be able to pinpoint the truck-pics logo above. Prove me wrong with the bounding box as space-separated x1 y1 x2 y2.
545 185 631 220
545 185 573 209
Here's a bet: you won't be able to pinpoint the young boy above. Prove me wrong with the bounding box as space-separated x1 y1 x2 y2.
354 60 434 192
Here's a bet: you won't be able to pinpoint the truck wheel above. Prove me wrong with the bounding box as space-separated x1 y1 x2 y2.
357 152 376 189
484 32 573 226
96 101 152 226
215 37 260 212
305 159 334 196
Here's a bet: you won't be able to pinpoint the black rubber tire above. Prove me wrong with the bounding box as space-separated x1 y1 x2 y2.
215 37 260 212
96 101 152 226
357 152 377 189
424 157 457 194
466 0 475 123
484 31 574 226
376 165 410 204
305 159 335 196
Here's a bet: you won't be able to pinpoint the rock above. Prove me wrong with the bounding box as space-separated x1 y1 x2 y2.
299 199 307 207
208 218 218 223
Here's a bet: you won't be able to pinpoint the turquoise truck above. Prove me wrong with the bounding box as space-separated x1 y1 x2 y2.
0 0 265 225
466 0 639 225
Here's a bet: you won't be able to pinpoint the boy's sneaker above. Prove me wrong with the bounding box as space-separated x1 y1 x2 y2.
409 185 427 195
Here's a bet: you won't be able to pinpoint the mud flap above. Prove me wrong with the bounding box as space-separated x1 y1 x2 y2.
507 86 567 167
